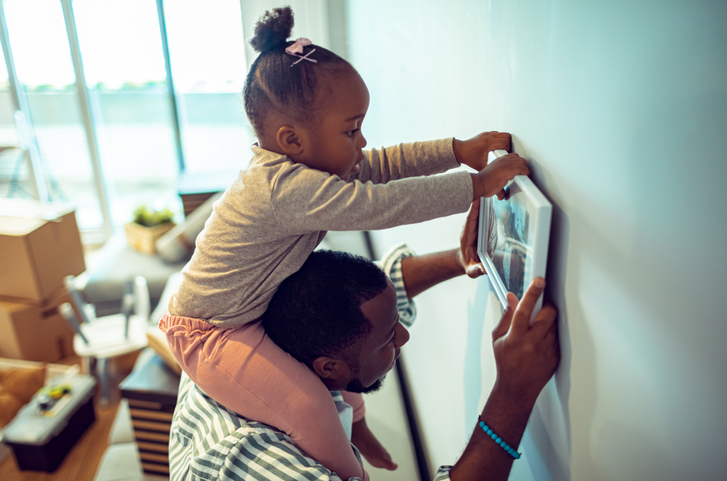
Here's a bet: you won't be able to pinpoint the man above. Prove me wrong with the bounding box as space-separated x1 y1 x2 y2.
169 204 559 481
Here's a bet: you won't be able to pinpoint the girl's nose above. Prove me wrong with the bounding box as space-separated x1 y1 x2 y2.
358 132 367 149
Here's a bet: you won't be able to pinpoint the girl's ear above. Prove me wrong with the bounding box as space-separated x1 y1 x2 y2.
311 356 351 383
276 125 304 156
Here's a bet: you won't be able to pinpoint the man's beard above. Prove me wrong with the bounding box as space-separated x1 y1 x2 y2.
345 377 384 394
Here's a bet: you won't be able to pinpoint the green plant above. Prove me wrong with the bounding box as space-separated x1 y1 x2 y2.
131 205 175 227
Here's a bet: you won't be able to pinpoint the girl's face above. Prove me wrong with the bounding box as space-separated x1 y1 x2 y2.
298 69 370 181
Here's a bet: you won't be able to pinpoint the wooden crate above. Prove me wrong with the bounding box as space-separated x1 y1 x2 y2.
127 398 175 475
120 353 180 476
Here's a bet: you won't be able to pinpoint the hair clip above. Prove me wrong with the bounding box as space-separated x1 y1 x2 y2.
285 38 318 66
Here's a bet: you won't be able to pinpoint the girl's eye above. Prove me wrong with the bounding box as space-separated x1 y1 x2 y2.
347 129 359 137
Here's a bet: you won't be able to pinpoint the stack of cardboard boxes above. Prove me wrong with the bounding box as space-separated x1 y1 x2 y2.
0 199 86 362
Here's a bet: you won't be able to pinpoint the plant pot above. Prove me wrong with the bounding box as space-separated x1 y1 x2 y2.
124 222 175 255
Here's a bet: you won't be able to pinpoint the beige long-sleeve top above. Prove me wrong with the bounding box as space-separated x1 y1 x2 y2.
168 138 472 328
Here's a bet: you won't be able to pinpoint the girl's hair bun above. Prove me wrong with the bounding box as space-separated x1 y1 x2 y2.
249 7 294 53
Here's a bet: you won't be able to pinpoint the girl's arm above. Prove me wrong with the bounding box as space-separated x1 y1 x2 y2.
356 138 459 183
357 132 512 184
271 150 527 234
272 164 473 232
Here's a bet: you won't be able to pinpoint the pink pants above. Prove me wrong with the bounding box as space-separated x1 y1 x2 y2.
159 313 369 481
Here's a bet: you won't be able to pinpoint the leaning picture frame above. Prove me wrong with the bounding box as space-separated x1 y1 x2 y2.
477 150 552 320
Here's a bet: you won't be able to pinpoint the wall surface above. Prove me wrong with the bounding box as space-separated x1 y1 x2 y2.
345 1 727 480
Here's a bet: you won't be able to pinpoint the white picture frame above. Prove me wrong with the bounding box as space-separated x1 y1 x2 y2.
477 150 552 320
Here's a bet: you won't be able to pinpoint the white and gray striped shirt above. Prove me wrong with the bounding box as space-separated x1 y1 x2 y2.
169 244 453 480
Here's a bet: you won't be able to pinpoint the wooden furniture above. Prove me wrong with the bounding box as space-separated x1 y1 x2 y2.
177 169 237 217
119 352 180 477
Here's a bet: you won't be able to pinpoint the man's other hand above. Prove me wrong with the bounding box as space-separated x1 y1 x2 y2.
458 200 486 278
492 278 560 405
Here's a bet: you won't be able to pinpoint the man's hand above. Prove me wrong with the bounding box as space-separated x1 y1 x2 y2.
450 279 558 481
458 200 486 278
453 132 512 171
492 278 560 404
471 153 530 201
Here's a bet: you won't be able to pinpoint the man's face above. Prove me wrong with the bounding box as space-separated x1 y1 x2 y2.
345 279 410 393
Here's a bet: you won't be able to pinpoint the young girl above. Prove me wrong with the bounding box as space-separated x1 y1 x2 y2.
161 7 528 480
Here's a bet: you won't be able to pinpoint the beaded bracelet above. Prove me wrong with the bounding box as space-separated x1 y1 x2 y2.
478 419 522 459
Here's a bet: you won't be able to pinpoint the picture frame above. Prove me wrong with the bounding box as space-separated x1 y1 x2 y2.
477 150 552 320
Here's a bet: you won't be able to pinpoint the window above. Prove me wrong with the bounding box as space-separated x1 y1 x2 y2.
0 41 25 197
3 0 105 230
73 0 180 228
0 0 335 243
163 0 253 174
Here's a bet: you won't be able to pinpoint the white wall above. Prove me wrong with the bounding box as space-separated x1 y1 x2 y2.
345 1 727 480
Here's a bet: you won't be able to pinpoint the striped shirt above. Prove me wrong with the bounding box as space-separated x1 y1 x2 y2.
169 243 453 480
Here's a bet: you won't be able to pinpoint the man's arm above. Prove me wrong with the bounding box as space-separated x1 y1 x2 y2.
399 252 559 481
400 248 463 299
449 279 560 481
400 201 486 299
389 200 558 481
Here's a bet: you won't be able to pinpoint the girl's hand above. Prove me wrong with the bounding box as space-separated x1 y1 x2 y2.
471 153 530 200
453 132 512 171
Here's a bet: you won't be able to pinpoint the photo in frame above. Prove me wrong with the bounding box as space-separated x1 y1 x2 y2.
477 150 552 320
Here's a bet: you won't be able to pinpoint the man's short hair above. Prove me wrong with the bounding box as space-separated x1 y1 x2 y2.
262 250 389 366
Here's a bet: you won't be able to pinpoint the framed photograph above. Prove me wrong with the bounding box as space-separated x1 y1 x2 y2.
477 150 552 320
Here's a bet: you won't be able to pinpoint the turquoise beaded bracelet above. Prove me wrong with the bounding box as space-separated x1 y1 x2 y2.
478 420 521 459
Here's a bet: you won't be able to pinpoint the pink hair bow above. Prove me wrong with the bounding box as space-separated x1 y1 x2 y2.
285 38 317 66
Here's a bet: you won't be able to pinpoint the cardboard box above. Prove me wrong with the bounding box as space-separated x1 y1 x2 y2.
0 287 75 363
0 199 86 302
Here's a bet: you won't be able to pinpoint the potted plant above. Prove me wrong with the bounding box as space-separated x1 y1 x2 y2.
124 205 176 255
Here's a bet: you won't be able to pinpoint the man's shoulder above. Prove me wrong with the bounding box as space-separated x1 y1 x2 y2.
173 379 293 448
171 380 350 481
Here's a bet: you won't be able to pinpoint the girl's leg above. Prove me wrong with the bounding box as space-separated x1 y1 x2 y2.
342 390 366 422
159 313 369 481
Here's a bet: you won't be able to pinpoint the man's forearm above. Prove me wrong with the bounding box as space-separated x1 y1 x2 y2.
449 383 536 481
400 248 465 299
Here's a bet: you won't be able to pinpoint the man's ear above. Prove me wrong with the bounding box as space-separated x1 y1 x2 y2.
276 125 304 156
311 356 351 382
